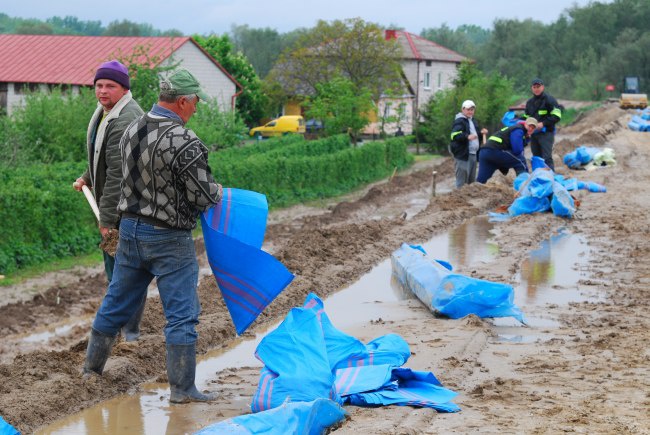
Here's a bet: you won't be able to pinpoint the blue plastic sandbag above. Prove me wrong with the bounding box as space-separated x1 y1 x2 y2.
391 244 525 323
585 181 607 193
508 195 551 216
531 156 549 171
501 110 517 127
195 399 347 435
513 172 530 191
526 169 554 198
0 417 18 435
551 181 576 218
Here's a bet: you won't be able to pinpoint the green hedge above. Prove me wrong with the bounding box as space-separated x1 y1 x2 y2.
0 135 412 274
210 135 413 207
0 162 98 273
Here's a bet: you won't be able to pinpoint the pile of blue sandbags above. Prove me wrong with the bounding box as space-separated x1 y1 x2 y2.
490 157 606 220
628 108 650 131
563 146 616 169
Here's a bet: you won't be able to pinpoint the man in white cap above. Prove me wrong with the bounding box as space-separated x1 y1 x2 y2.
449 100 488 188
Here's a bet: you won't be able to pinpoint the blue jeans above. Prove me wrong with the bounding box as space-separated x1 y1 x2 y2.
92 217 201 345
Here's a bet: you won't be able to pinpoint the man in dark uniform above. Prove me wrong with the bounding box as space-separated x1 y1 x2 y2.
524 78 562 170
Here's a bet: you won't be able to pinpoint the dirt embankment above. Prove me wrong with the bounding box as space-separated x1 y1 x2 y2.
0 103 649 434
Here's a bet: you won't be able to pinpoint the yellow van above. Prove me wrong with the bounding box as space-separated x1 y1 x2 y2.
249 116 306 138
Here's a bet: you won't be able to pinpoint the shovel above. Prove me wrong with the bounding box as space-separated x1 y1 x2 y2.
78 184 118 256
81 185 100 222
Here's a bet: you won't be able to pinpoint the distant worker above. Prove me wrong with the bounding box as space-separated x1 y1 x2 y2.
449 100 488 188
83 69 223 404
524 78 562 170
73 60 146 341
477 118 538 183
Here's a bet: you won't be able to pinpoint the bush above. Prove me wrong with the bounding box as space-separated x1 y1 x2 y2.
0 134 413 274
416 61 516 154
0 87 97 166
0 162 97 273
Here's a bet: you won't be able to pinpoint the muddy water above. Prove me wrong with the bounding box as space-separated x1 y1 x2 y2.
492 230 598 341
37 217 596 434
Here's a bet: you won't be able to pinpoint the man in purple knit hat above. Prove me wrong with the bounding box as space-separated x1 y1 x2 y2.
73 60 146 341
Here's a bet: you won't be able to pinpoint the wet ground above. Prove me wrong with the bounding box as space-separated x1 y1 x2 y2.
1 103 649 434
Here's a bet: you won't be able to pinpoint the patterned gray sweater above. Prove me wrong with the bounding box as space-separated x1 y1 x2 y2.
117 112 222 229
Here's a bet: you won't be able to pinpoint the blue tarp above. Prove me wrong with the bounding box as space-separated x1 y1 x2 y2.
0 417 18 435
201 188 294 335
251 293 459 414
391 244 526 323
195 399 347 435
491 161 607 220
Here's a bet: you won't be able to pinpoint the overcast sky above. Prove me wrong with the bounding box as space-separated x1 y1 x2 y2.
3 0 609 35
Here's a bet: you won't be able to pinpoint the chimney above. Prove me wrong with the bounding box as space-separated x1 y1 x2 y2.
385 29 397 40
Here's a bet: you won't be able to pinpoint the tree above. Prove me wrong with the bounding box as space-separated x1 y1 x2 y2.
267 18 402 100
187 100 247 150
305 76 375 144
112 44 177 111
416 61 515 153
46 16 103 35
420 24 490 58
229 24 283 79
15 21 54 34
193 34 268 126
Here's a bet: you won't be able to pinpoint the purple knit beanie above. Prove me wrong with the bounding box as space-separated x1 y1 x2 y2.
94 60 130 89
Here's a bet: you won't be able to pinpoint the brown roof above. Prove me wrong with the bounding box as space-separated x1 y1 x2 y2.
386 30 467 63
0 34 239 87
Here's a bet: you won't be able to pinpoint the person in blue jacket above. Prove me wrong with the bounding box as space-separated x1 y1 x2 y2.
477 118 538 183
449 100 488 188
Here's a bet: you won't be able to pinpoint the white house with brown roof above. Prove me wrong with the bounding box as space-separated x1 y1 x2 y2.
0 35 241 115
367 30 467 136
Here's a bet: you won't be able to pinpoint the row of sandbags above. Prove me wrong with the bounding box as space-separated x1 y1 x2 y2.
628 108 650 131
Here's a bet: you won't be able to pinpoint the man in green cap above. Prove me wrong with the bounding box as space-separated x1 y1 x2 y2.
82 69 223 404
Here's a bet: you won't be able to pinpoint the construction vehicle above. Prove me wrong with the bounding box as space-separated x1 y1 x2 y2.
619 76 648 109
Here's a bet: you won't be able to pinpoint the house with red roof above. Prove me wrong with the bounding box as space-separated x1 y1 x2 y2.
368 30 467 135
0 35 241 115
274 29 466 136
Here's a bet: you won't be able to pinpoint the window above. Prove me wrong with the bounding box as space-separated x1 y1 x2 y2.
383 102 392 118
423 72 431 89
438 73 442 88
13 82 40 94
425 60 432 67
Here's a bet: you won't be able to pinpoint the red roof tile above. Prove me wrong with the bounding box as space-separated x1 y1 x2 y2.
0 35 191 85
388 30 467 63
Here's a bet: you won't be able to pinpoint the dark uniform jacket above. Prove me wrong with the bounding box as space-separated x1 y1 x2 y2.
483 124 528 154
449 115 484 161
524 92 562 132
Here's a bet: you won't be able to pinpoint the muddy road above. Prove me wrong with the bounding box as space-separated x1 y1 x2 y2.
0 103 648 434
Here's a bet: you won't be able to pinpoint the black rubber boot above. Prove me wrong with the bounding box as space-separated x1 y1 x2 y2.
166 343 218 404
121 297 146 342
83 328 116 376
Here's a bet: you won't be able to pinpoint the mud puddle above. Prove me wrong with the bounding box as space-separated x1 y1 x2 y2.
492 230 600 342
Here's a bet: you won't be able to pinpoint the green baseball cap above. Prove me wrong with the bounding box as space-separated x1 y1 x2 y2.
160 68 209 101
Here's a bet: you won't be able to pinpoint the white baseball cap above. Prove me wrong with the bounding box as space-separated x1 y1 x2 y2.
461 100 476 109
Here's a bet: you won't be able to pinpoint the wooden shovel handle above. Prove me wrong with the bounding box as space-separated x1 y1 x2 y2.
82 185 100 222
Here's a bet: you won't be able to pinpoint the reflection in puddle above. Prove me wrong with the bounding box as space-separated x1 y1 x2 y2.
493 231 597 341
515 231 594 306
421 215 497 268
